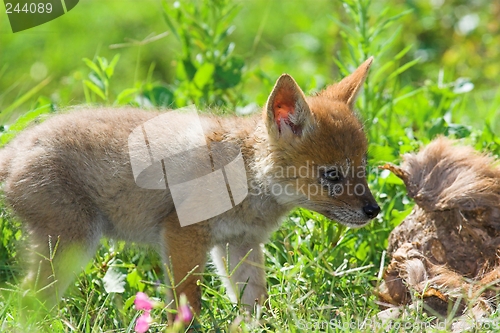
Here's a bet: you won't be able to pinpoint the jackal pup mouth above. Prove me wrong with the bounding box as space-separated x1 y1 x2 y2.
328 206 379 228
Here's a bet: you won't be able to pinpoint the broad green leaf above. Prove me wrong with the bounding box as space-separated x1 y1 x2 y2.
96 57 108 73
84 80 106 100
88 72 105 90
428 117 447 138
126 268 145 291
105 54 121 79
390 207 413 227
447 123 471 138
114 88 138 105
176 59 197 81
193 63 215 89
82 58 103 77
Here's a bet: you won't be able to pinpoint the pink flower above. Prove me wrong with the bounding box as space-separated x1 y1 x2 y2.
176 304 193 324
135 312 152 333
134 292 153 311
175 294 193 325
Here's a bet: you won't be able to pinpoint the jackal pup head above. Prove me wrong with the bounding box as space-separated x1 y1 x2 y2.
263 58 379 228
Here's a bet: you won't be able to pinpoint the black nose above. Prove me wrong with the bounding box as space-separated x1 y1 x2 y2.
363 203 380 219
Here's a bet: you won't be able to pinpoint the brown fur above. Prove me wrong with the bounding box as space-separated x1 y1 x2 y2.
377 137 500 329
0 59 379 316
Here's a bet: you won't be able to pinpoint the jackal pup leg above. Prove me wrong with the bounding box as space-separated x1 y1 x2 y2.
211 242 267 312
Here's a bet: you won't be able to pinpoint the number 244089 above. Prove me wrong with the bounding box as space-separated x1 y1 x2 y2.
5 2 53 14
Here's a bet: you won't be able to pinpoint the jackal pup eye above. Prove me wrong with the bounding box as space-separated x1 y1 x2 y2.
323 168 341 182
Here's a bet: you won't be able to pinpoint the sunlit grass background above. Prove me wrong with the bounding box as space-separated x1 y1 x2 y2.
1 0 499 332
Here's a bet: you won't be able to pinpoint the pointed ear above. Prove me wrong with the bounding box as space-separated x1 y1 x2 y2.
323 57 373 107
264 74 313 137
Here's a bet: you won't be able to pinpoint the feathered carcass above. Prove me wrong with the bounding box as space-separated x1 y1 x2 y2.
377 137 500 328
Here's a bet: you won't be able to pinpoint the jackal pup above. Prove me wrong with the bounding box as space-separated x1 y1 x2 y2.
0 58 379 313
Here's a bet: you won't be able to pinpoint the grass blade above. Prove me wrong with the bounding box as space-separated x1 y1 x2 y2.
0 77 52 123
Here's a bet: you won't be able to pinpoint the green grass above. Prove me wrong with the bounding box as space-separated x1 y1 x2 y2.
1 0 500 332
